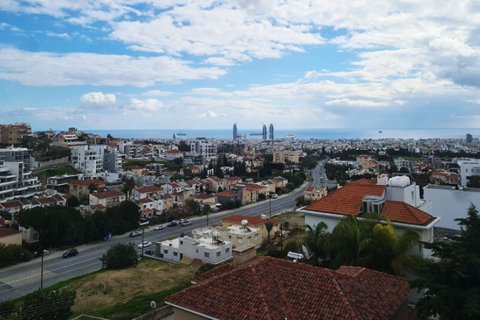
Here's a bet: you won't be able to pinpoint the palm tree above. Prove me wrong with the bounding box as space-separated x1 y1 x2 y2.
304 222 331 266
330 215 420 275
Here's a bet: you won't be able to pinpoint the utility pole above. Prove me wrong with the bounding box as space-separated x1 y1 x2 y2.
269 195 272 218
141 227 145 257
40 249 44 289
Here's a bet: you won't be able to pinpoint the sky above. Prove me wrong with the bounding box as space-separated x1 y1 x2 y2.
0 0 480 131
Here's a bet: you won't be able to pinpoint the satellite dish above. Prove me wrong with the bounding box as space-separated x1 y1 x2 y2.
260 214 267 219
241 219 248 226
212 230 219 237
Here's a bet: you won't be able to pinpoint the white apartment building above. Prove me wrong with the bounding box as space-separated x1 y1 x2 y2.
455 158 480 187
189 139 217 161
0 158 42 201
71 145 106 176
157 234 232 264
118 142 142 159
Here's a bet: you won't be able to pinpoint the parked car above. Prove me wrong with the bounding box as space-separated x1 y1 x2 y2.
154 223 167 231
179 219 191 226
137 241 152 249
129 230 142 237
62 248 78 258
34 249 50 258
271 194 278 199
167 221 178 227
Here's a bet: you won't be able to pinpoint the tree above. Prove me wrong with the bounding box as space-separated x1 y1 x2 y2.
414 205 480 320
0 243 32 267
101 243 138 269
265 221 273 245
66 196 80 208
106 133 114 140
184 199 201 216
123 177 135 196
304 222 331 266
18 288 75 320
106 201 140 235
177 141 190 152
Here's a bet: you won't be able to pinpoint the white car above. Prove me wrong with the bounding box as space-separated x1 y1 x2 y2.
154 224 167 231
179 219 191 226
138 241 152 249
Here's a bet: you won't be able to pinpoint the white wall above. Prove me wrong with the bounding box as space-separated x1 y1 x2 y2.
423 186 480 230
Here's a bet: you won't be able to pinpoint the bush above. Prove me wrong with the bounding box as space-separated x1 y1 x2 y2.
0 243 32 268
195 263 216 275
101 243 138 270
18 288 75 320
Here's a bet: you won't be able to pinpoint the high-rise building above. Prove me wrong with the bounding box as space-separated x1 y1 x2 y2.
233 123 238 140
466 133 473 143
269 123 274 141
262 125 267 140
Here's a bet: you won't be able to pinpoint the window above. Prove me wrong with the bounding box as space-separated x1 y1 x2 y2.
225 248 230 253
204 252 210 258
163 249 168 254
180 241 183 245
254 234 259 240
173 252 178 256
237 237 243 243
216 251 221 257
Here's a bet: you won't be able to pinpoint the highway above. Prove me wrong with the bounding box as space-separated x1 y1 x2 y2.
312 160 327 188
0 185 305 301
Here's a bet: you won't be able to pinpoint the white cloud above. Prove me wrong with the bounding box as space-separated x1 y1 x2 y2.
80 92 117 107
0 22 21 32
198 110 227 118
325 98 387 107
142 90 173 97
0 47 225 86
126 98 164 112
46 32 71 40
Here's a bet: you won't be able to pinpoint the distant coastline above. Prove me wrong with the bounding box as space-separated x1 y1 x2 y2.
83 128 478 140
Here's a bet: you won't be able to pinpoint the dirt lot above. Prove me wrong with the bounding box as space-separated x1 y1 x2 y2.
72 259 198 313
275 211 305 230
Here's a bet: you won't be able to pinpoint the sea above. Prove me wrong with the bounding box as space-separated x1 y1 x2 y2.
87 128 479 140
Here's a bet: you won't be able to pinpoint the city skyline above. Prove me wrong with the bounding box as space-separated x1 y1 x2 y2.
0 1 479 130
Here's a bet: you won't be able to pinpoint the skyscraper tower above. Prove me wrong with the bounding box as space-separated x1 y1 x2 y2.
269 123 274 142
233 123 238 140
262 124 267 140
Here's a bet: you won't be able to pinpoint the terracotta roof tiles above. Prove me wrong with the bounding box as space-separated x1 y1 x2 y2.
166 257 409 320
382 201 434 225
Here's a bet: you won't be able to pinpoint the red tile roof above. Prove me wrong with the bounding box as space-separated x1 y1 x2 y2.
69 179 105 186
91 191 125 199
217 191 238 197
137 197 154 204
245 183 268 191
382 201 434 225
0 200 23 209
194 194 215 200
166 257 409 320
304 179 385 216
135 186 162 194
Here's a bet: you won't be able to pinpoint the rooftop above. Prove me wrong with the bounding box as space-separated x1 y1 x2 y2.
91 190 125 199
166 256 410 320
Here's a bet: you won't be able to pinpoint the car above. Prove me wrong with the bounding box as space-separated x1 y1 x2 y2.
34 249 50 258
129 230 142 237
271 194 278 199
179 219 191 226
62 248 78 258
137 241 152 249
167 221 178 227
154 223 167 231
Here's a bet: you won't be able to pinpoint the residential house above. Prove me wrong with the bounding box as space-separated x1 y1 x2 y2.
430 170 460 185
271 176 288 189
192 194 216 209
272 150 302 164
164 149 184 161
304 185 328 202
156 234 232 265
193 225 262 249
0 159 42 201
241 183 269 204
89 190 126 208
207 176 225 192
216 191 242 208
131 185 163 201
47 174 82 193
224 176 242 190
165 256 410 320
162 182 183 195
221 215 279 244
51 132 86 148
68 179 105 201
299 177 439 257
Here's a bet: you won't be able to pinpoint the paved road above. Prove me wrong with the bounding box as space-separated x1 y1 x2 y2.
312 160 327 188
0 186 305 301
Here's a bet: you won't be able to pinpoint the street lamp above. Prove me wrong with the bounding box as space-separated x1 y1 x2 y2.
269 195 272 218
141 227 145 257
40 248 44 289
